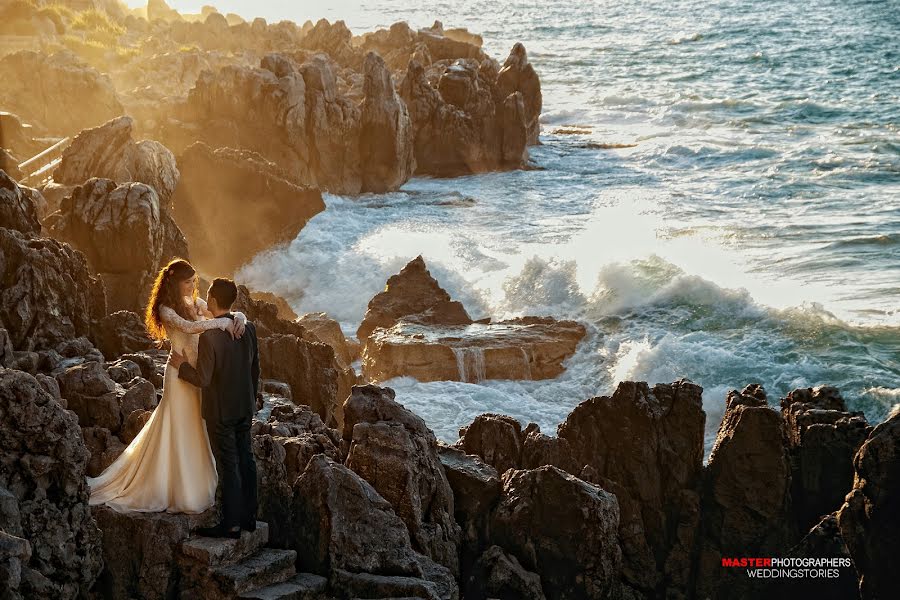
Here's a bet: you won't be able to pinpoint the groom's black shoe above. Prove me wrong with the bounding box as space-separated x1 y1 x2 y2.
196 523 241 539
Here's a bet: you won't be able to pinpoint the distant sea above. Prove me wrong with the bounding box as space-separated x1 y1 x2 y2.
183 0 900 453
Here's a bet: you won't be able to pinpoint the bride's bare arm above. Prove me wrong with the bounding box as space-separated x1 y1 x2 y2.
159 305 231 334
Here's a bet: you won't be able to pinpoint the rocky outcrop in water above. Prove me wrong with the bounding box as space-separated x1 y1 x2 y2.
52 116 180 206
171 142 324 275
0 51 123 135
47 177 187 312
0 368 103 599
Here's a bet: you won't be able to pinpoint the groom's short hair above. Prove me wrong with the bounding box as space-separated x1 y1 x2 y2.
209 278 238 309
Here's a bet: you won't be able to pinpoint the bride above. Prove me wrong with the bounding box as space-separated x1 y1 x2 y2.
88 258 246 514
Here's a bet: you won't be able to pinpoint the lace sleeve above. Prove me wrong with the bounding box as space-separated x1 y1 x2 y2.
159 305 231 334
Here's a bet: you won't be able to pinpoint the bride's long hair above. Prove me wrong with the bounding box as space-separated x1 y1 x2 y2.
145 258 198 342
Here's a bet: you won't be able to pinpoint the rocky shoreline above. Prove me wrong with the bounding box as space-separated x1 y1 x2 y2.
1 2 898 599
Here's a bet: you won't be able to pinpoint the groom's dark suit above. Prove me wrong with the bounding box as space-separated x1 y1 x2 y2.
178 314 259 529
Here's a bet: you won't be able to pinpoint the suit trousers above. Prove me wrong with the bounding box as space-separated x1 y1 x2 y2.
206 416 258 528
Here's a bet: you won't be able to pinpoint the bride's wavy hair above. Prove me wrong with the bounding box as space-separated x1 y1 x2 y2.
145 258 197 342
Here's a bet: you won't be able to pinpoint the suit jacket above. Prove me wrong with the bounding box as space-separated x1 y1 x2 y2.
178 314 259 424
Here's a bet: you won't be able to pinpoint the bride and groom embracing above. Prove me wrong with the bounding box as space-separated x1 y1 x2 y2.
88 258 260 539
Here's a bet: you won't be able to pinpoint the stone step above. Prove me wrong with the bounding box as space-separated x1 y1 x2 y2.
238 572 329 600
182 522 270 567
209 548 298 596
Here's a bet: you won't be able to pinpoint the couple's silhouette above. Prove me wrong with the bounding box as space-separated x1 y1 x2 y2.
88 259 259 539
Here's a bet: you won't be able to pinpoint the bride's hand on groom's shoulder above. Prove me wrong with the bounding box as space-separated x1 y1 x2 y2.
228 317 245 340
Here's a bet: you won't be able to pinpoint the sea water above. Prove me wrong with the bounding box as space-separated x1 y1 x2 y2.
217 0 899 452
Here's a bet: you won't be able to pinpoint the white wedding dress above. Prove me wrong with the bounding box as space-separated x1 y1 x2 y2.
88 298 244 514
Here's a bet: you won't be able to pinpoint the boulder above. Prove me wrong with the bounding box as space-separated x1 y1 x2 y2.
557 379 705 596
0 227 105 352
464 545 546 600
357 255 472 343
52 116 180 206
0 369 103 599
837 407 900 600
93 310 155 360
695 386 793 600
363 316 586 383
0 51 123 135
293 454 458 598
1 169 40 234
360 51 415 193
496 43 542 145
296 311 355 368
48 177 187 312
455 413 524 475
171 142 324 275
81 427 126 477
490 466 621 599
343 384 462 575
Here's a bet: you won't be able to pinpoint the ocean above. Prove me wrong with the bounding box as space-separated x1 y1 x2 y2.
218 0 899 451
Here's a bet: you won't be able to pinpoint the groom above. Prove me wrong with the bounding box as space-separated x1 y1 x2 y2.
170 277 259 538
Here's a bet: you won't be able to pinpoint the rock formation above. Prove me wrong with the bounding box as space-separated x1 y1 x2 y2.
0 368 103 599
47 177 187 312
171 142 324 275
0 51 123 135
52 116 180 206
1 169 41 234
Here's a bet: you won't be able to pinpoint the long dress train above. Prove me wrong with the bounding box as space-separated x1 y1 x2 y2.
87 299 239 514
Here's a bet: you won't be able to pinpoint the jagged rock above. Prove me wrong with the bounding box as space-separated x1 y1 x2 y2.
253 402 343 484
557 380 705 596
296 311 355 368
0 51 123 135
360 51 415 193
251 290 298 321
696 386 793 600
838 408 900 600
521 424 578 472
0 369 103 599
399 42 539 176
455 413 524 475
1 169 40 234
234 285 308 339
147 0 183 23
81 426 126 477
364 316 586 383
343 384 462 576
93 310 155 360
171 142 324 275
357 256 472 343
299 19 360 68
91 507 215 600
293 455 458 599
121 351 164 388
360 21 486 73
48 177 187 312
781 386 871 531
0 329 13 368
120 409 152 444
0 528 31 599
251 434 293 548
464 545 546 600
52 116 180 206
0 227 105 352
490 466 621 600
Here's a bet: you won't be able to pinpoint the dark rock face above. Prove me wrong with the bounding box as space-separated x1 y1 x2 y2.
464 545 546 600
52 116 180 206
0 51 123 135
0 227 105 352
455 413 523 475
93 310 155 360
0 368 103 599
491 466 621 600
398 42 540 177
781 386 871 532
838 408 900 600
696 386 793 600
343 384 462 576
48 177 187 312
1 170 41 234
292 454 458 599
357 255 472 343
557 380 705 597
171 142 324 275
